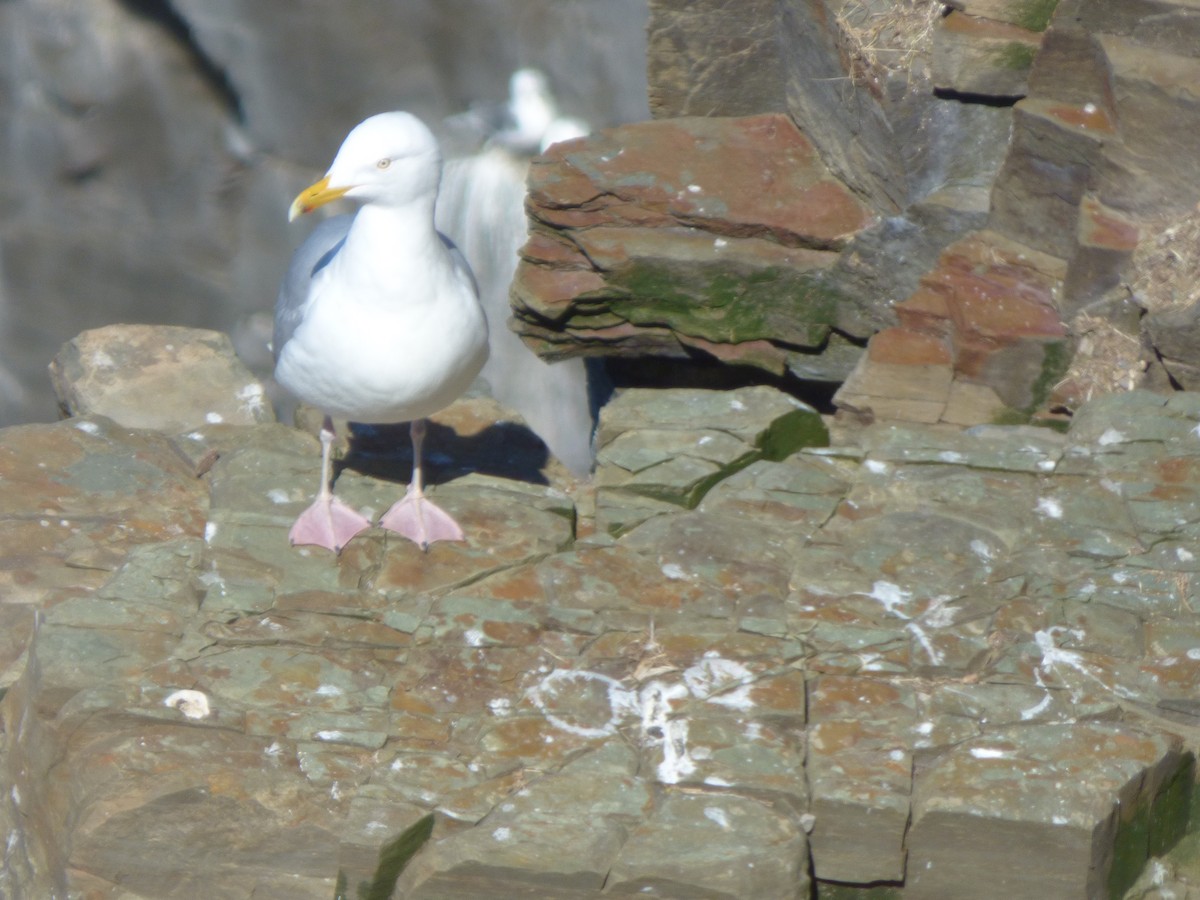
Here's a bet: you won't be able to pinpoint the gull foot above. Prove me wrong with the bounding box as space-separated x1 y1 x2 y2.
289 495 372 552
379 488 465 550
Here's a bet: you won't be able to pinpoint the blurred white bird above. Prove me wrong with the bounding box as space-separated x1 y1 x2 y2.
439 68 598 477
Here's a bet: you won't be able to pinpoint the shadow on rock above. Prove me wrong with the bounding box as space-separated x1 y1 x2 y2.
338 419 551 488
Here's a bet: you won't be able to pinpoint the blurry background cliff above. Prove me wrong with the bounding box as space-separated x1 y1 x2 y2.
0 0 649 426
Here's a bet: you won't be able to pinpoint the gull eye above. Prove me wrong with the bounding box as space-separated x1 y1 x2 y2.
376 157 391 169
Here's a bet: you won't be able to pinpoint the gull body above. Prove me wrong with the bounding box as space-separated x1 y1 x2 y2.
274 111 488 552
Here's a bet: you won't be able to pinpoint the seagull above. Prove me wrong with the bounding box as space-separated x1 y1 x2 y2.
274 112 489 553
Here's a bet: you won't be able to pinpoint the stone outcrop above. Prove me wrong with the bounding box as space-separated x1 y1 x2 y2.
837 0 1200 424
512 113 875 382
2 324 1198 896
0 0 650 426
836 229 1069 425
9 0 1200 890
515 0 1019 393
509 0 1200 430
932 10 1045 97
49 324 274 431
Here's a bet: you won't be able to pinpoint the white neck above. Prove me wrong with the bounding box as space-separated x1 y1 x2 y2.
336 194 443 285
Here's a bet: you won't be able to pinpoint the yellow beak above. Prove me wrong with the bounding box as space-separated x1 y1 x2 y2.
288 175 351 221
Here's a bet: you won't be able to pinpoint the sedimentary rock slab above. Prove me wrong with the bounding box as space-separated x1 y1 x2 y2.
6 333 1200 896
806 676 916 883
606 791 810 899
513 114 875 380
49 324 273 432
593 385 828 534
907 723 1189 899
932 11 1044 98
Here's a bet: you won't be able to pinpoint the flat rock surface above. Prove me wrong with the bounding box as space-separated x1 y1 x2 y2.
3 384 1200 897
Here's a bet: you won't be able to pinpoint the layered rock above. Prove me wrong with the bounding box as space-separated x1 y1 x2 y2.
513 114 875 382
932 10 1045 97
516 0 1019 390
506 0 1200 428
837 0 1200 424
836 229 1069 424
1 324 1197 895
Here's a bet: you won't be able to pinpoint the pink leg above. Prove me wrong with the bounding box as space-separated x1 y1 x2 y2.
378 419 466 549
288 416 371 552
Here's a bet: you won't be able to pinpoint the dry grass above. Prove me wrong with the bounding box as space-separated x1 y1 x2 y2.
1128 206 1200 315
833 0 944 85
1056 313 1147 407
1054 206 1200 409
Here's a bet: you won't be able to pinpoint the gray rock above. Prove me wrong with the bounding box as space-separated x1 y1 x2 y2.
646 0 789 119
0 0 649 427
606 791 810 899
398 743 650 897
806 675 915 883
6 338 1200 897
49 324 273 431
832 0 1200 425
907 723 1188 899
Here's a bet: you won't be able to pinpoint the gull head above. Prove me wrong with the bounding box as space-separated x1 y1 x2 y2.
289 111 442 220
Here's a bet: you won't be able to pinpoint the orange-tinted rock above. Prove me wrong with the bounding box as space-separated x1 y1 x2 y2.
933 11 1044 98
513 114 875 380
1077 196 1139 252
868 329 953 367
895 288 953 334
836 231 1069 424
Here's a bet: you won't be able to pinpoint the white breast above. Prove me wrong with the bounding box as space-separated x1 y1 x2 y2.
275 238 488 423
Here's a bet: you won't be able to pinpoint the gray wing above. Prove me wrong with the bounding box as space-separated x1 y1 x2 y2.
438 231 480 297
273 214 354 362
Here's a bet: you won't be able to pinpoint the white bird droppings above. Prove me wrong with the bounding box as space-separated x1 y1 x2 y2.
969 747 1008 759
1035 497 1063 519
703 807 731 829
164 689 211 720
683 655 755 710
488 697 512 716
867 581 912 618
661 562 688 581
